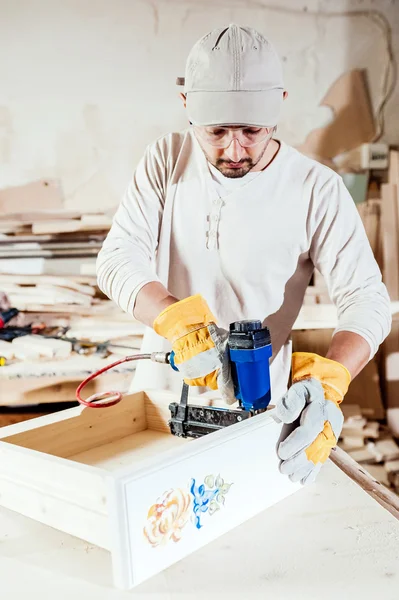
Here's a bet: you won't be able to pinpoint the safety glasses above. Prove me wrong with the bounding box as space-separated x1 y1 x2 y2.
193 125 275 148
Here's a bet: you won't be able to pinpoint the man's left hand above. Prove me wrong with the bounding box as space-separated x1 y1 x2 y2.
274 352 351 485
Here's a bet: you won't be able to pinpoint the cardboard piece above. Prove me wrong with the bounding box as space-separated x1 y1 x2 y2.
297 69 376 163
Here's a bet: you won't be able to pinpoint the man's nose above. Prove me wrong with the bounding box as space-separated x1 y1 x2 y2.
224 138 246 162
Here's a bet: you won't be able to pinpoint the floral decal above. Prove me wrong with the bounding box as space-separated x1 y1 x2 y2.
143 474 233 547
143 487 192 548
191 474 232 529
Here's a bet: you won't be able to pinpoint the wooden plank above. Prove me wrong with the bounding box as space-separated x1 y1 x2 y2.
0 340 15 359
382 319 399 436
67 324 145 341
14 301 114 315
381 183 399 300
0 353 137 380
389 149 399 187
0 275 96 296
0 209 83 222
32 219 111 235
357 199 382 266
12 335 72 359
7 285 93 307
0 180 63 214
80 213 113 227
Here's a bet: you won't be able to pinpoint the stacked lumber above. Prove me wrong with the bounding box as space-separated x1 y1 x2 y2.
338 404 399 495
0 274 111 313
0 181 115 275
0 210 112 276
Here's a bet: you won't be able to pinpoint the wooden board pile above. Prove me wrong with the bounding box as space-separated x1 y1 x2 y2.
339 404 399 495
0 179 114 276
0 274 114 314
0 272 146 407
0 273 145 373
0 273 104 314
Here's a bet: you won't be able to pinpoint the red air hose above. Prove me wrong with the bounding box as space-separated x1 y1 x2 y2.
76 353 152 408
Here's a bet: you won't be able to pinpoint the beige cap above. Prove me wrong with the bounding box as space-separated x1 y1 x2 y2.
182 24 284 127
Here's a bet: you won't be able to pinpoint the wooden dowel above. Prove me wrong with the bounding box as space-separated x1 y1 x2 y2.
330 446 399 521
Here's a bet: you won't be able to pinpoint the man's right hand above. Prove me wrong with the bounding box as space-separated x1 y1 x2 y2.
153 294 236 404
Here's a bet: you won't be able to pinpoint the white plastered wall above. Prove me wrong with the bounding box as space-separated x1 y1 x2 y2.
0 0 398 210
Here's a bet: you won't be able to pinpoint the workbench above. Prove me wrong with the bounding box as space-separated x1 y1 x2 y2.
0 461 397 600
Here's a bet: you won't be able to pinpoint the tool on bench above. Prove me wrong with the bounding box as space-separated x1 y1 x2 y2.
0 322 46 342
76 320 273 439
0 308 19 329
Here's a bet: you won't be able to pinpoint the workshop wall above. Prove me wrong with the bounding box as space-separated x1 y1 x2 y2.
0 0 398 211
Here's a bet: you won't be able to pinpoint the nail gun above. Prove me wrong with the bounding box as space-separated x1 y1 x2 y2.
76 320 273 439
169 320 272 438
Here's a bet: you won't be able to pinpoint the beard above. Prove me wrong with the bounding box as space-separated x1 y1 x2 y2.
209 139 270 178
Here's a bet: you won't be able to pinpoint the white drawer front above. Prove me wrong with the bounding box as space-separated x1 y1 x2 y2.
109 414 300 589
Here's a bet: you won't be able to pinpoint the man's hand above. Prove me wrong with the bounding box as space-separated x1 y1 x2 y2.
153 294 236 404
274 352 351 485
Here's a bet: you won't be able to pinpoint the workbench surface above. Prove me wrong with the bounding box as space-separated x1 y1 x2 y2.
0 461 397 600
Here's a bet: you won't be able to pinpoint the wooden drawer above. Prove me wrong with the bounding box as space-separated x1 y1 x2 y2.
0 389 300 589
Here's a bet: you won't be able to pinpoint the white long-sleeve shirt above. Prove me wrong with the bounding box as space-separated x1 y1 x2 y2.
97 129 391 400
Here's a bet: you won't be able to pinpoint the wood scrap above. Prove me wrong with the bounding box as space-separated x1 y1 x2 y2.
385 459 399 473
362 464 390 488
7 285 93 308
389 149 399 188
0 256 97 276
0 209 84 222
13 346 41 361
371 439 399 462
0 353 138 379
67 324 145 342
0 275 96 296
80 263 97 276
339 402 399 496
32 218 112 235
12 335 72 359
357 199 382 268
0 340 15 360
0 180 63 214
344 445 377 464
341 403 363 423
341 420 379 439
381 183 399 300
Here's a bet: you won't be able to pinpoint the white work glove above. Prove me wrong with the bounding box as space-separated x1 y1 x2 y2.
274 352 351 485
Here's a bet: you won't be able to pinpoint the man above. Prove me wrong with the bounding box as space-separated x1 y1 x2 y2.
97 24 391 485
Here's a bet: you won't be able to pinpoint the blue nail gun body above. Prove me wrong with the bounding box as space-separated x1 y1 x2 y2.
169 320 273 438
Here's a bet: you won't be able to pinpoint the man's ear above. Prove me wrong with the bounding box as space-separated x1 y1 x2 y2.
179 92 187 108
283 90 288 100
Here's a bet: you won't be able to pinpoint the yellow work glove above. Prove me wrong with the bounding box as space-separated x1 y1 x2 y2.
153 294 236 403
274 352 351 485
